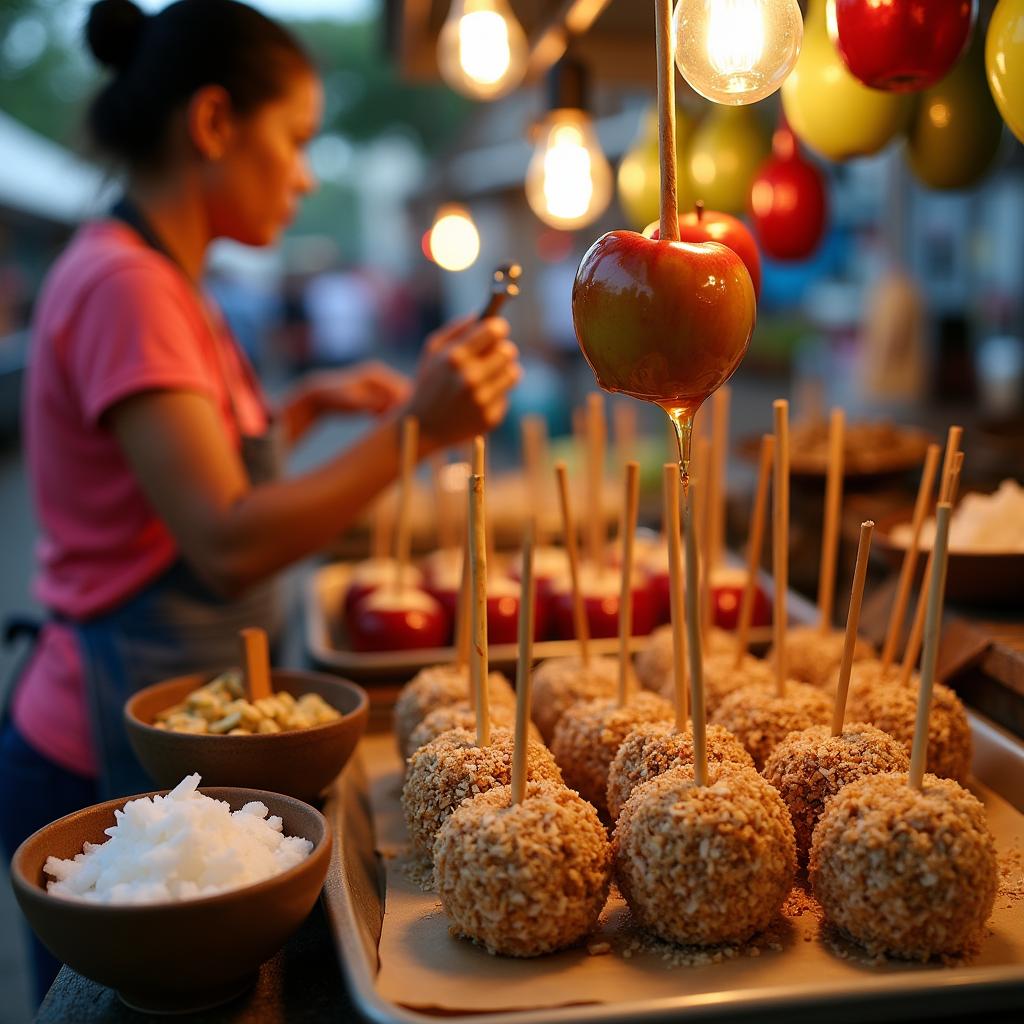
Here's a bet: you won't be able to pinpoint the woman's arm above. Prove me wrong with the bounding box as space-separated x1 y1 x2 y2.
277 361 412 446
106 316 520 596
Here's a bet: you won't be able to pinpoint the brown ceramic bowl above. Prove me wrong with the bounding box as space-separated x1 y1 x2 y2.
11 786 330 1014
125 669 368 803
874 506 1024 607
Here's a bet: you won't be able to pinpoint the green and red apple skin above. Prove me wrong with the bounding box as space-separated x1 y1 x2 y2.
572 231 756 406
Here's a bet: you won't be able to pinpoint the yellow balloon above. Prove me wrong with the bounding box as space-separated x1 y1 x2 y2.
987 0 1024 144
686 106 770 214
781 0 912 161
617 107 696 230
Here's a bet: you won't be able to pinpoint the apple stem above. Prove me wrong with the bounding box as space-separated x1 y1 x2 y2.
695 200 704 223
655 0 679 243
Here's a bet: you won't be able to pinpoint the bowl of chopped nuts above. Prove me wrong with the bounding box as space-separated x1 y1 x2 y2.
124 669 368 803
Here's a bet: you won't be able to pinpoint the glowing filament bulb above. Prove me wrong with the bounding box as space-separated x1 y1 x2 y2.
707 0 767 77
437 0 528 101
674 0 803 106
428 204 480 272
457 11 511 87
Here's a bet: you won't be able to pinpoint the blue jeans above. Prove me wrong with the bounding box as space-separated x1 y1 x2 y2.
0 723 98 1007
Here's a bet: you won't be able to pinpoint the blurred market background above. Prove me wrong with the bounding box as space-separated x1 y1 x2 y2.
0 2 1023 1019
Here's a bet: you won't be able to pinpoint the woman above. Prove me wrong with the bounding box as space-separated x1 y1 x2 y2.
1 0 520 999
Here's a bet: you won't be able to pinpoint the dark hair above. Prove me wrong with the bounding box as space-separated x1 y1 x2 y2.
85 0 312 168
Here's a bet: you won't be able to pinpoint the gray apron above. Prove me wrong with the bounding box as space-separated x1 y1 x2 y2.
79 200 285 799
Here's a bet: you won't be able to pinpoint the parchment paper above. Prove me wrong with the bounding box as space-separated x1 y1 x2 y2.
361 735 1024 1015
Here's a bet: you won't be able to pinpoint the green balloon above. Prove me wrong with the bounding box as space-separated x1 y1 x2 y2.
908 33 1003 191
687 106 770 215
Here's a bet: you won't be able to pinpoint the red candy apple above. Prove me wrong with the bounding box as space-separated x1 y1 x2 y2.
550 565 656 641
344 559 424 618
646 203 762 298
709 567 771 631
749 123 828 262
830 0 976 93
348 586 448 653
486 572 551 644
572 231 756 410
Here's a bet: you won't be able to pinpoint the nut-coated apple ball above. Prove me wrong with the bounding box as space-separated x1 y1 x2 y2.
531 655 619 744
809 773 997 961
550 692 673 817
711 681 832 770
634 624 734 693
614 761 795 946
768 626 875 690
762 723 909 863
406 701 543 762
393 665 515 757
434 781 612 957
401 727 563 860
606 720 753 821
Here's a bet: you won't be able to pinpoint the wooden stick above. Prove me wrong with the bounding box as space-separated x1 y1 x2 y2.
899 449 963 686
431 455 456 554
240 627 272 702
617 461 641 706
682 473 707 785
555 462 590 666
371 489 393 562
454 531 472 674
772 399 790 697
655 0 679 242
908 502 953 790
831 521 874 736
880 443 941 669
614 401 638 467
693 436 711 639
511 521 536 805
468 470 490 746
664 463 687 730
586 393 606 568
735 434 774 667
817 408 845 633
392 416 419 593
709 386 731 574
521 416 549 545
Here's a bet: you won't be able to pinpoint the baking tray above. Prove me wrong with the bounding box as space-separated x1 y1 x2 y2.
305 561 775 683
321 714 1024 1023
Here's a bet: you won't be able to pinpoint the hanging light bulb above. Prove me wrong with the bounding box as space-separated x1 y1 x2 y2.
525 58 613 231
428 204 481 272
437 0 528 101
674 0 804 106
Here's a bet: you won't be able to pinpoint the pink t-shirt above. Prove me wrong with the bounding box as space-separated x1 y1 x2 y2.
14 221 269 777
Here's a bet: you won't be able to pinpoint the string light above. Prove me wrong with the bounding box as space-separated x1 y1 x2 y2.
437 0 528 101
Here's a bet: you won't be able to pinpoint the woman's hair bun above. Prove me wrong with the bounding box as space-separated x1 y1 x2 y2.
86 0 146 72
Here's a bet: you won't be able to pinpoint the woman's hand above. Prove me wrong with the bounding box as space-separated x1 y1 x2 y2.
404 315 521 453
282 361 412 443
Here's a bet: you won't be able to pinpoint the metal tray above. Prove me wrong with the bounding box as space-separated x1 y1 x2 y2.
321 714 1024 1023
304 561 774 683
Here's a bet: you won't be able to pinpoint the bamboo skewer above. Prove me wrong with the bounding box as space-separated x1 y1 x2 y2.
454 526 472 674
555 462 590 666
682 475 707 785
831 521 875 736
709 386 731 574
664 464 687 730
908 502 954 790
468 437 490 746
431 455 456 554
510 522 536 805
655 0 679 241
899 448 963 686
392 416 419 593
586 393 607 569
521 416 549 545
880 443 941 670
693 436 711 639
614 402 638 468
371 490 393 562
772 399 790 697
735 434 774 667
240 627 272 702
617 462 641 706
817 408 845 632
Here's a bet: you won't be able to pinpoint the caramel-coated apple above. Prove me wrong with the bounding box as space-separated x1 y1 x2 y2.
348 586 448 653
572 231 755 411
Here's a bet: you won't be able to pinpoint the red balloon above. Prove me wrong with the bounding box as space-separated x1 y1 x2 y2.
749 125 828 262
647 204 762 298
830 0 976 93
